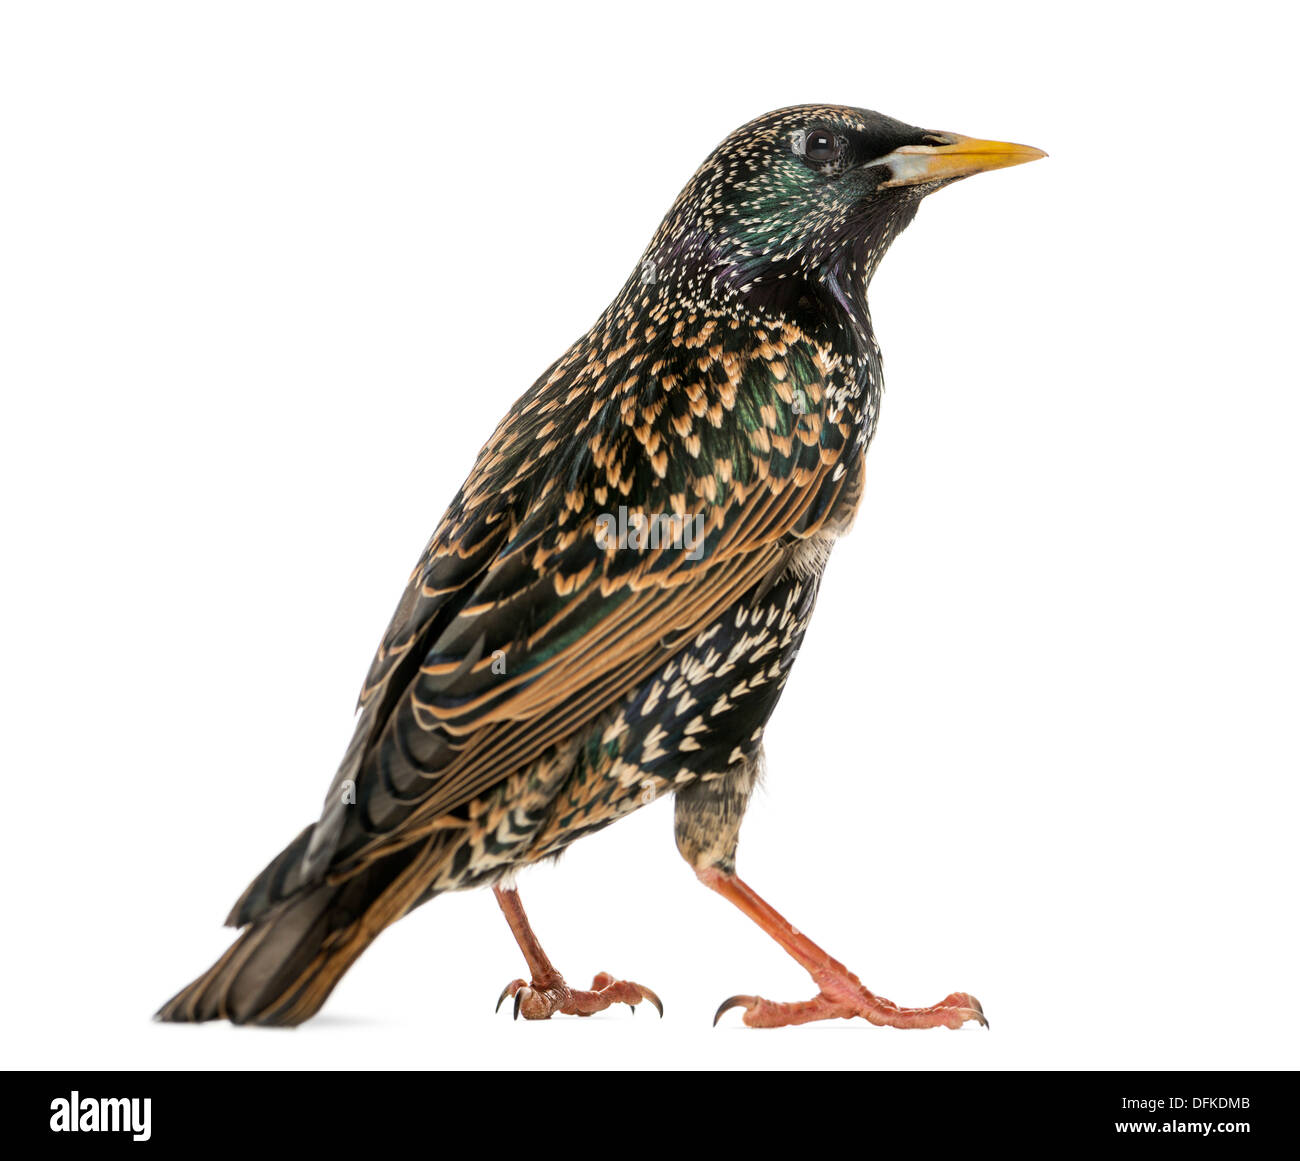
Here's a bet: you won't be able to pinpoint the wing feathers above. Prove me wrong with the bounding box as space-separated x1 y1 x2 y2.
296 306 860 884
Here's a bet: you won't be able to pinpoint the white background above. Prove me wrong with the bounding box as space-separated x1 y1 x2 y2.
2 1 1296 1072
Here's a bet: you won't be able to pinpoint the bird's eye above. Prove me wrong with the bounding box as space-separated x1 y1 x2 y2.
804 128 840 163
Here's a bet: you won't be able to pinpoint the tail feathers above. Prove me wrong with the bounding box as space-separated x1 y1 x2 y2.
158 847 427 1027
224 823 316 929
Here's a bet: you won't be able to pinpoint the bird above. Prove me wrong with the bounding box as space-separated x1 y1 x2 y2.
158 104 1043 1029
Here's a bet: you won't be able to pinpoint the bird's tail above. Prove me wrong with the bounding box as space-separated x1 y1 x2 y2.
157 844 428 1027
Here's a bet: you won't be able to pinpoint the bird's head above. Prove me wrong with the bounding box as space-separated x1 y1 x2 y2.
640 104 1044 313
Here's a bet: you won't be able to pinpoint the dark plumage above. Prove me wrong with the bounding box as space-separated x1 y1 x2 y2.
159 104 1043 1028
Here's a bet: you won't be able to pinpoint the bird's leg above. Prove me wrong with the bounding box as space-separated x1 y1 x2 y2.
491 885 662 1020
674 753 983 1030
700 868 986 1029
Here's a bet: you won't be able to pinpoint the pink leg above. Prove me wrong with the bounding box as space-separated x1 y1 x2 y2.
492 886 662 1020
700 868 986 1030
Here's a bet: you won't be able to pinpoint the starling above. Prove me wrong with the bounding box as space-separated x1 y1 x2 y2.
158 104 1043 1029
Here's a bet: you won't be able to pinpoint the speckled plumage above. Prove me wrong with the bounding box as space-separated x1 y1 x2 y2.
159 104 1042 1028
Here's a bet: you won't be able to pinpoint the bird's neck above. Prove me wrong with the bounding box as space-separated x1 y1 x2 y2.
822 255 874 353
818 258 886 454
619 242 887 452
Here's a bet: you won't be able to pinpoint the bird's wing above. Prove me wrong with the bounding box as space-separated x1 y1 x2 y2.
309 309 861 878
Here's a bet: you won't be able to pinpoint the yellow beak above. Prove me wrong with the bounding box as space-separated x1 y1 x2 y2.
879 134 1047 188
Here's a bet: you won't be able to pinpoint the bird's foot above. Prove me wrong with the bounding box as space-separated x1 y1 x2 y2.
496 971 663 1020
715 979 985 1030
490 886 663 1021
696 869 985 1031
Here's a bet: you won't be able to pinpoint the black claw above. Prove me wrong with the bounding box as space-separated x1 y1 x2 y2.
513 989 523 1021
628 1003 636 1015
713 994 749 1027
495 984 512 1014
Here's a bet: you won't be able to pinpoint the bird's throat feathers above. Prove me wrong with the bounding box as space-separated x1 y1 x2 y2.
633 178 920 338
